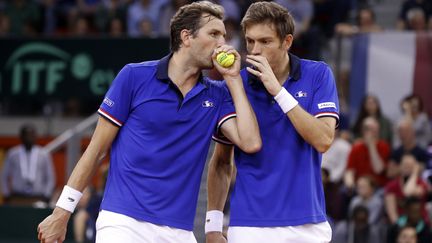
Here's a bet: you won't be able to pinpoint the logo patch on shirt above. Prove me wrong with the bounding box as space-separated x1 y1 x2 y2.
318 102 336 109
103 97 114 107
202 100 214 108
295 91 307 98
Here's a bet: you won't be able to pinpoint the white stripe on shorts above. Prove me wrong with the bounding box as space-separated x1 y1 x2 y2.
95 210 197 243
228 221 332 243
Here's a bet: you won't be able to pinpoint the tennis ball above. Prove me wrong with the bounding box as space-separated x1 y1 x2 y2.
216 52 235 68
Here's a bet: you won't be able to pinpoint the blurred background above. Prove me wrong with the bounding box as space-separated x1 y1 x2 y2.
0 0 431 242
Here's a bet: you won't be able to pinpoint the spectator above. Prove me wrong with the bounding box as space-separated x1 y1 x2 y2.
345 117 391 189
406 7 428 31
397 226 418 243
108 17 125 37
70 15 90 36
333 205 381 243
94 0 127 33
322 129 352 183
349 176 383 225
387 197 432 243
384 154 429 225
397 0 432 30
127 0 168 37
1 124 55 205
335 7 382 36
389 119 430 175
352 95 393 144
398 95 432 149
137 17 155 37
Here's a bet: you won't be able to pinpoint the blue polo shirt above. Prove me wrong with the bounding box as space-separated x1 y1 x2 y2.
97 54 236 231
215 54 339 227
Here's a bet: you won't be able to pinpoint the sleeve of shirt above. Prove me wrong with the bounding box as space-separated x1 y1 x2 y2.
98 65 134 127
310 64 340 127
212 82 236 145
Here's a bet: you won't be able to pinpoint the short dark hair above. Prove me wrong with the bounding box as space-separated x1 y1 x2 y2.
241 2 295 41
170 1 224 52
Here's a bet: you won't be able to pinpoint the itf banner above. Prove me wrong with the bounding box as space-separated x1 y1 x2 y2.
350 32 432 121
0 38 169 101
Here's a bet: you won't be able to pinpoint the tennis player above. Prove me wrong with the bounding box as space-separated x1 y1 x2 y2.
206 2 339 243
37 2 261 243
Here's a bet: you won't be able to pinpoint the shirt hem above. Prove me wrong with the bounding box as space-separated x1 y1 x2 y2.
229 215 327 227
101 204 194 231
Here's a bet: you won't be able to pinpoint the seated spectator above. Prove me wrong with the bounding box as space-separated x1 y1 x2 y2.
333 205 381 243
352 95 393 144
138 17 156 37
108 17 125 37
397 0 432 30
127 0 168 37
344 117 391 189
1 124 55 205
385 155 429 225
387 197 432 243
335 7 382 36
397 226 418 243
322 129 352 184
94 0 127 33
349 176 383 225
396 95 432 150
389 119 431 178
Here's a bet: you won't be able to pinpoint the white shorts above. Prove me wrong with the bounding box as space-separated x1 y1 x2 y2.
95 210 197 243
227 221 332 243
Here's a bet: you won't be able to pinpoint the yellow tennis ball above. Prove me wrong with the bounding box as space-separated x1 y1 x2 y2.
216 52 235 68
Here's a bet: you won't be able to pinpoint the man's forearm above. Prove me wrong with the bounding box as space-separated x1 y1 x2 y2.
287 106 335 153
225 77 261 152
207 145 234 211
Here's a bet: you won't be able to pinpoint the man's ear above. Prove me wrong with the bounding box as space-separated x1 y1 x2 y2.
180 29 192 48
282 34 293 51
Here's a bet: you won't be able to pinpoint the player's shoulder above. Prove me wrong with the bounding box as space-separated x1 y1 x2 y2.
300 58 330 72
124 60 159 72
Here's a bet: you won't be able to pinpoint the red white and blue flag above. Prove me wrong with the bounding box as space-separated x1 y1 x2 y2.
350 32 432 121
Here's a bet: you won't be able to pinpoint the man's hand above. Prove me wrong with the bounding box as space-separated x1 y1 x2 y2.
212 45 241 79
37 207 71 243
206 232 227 243
245 55 282 96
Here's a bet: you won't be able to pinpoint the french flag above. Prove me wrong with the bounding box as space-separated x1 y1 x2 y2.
349 32 432 121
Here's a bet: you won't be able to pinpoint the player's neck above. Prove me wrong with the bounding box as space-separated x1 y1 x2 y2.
169 52 201 88
274 54 290 85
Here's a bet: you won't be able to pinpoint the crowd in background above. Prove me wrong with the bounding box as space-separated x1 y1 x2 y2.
0 0 431 57
1 0 432 243
321 93 432 243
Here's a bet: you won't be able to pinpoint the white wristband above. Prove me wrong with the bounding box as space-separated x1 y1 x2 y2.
274 87 298 113
205 210 224 234
56 185 83 213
